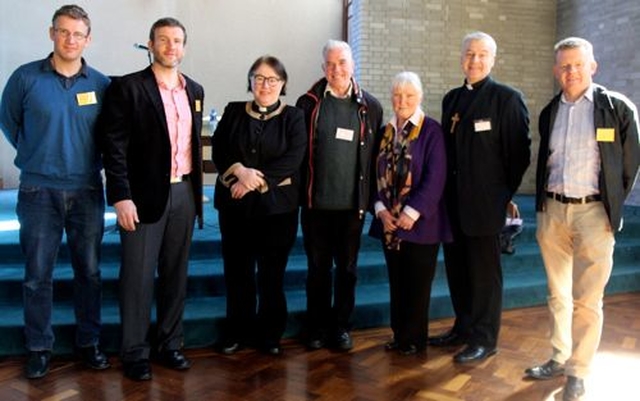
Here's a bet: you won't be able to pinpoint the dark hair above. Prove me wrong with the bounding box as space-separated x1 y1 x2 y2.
247 55 288 96
149 17 187 45
52 4 91 34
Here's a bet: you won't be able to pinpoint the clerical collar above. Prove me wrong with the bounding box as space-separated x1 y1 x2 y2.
464 76 489 91
251 100 281 115
246 100 286 121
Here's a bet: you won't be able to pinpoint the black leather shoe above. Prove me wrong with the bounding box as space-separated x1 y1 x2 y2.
219 341 242 355
524 359 564 380
306 332 326 350
78 345 110 370
453 345 497 363
384 340 399 351
159 350 191 370
428 330 466 347
332 330 353 351
25 350 51 379
563 375 585 401
261 345 282 356
123 360 152 381
398 344 419 356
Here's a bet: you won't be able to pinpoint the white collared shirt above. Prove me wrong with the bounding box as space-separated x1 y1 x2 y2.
325 82 353 99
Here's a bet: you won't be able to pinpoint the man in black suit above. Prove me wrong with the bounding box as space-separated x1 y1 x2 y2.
99 17 204 381
429 31 531 363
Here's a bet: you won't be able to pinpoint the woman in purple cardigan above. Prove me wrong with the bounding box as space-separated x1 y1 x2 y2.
369 72 452 355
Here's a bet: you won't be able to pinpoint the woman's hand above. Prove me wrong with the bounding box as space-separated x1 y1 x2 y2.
378 209 398 233
230 182 252 199
396 212 416 231
234 165 266 191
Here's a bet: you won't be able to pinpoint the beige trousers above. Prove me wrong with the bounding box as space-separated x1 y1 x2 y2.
536 198 615 378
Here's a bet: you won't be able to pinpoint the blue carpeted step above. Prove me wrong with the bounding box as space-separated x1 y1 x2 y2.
0 190 639 357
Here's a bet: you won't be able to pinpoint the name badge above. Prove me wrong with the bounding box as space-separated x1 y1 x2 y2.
474 119 491 132
336 128 355 141
76 91 97 106
596 128 615 142
195 99 202 112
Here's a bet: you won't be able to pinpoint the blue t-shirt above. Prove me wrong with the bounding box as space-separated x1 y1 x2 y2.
0 55 110 189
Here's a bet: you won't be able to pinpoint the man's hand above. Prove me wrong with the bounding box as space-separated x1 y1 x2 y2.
114 199 139 231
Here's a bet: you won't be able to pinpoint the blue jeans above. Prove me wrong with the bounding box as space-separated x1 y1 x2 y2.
17 185 105 351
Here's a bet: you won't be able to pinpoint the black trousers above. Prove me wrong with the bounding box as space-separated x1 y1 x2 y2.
119 181 195 362
442 229 503 348
301 208 364 333
383 241 439 349
218 210 298 347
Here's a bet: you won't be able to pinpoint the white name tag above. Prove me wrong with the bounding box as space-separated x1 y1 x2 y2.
336 128 355 141
474 119 491 132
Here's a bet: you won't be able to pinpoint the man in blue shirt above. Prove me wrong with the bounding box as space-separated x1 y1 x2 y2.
0 4 110 379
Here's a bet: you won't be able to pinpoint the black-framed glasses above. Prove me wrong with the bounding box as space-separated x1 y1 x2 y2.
252 75 282 87
54 28 88 41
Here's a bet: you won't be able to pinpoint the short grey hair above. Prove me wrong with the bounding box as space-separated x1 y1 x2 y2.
322 39 354 63
554 37 595 62
391 71 423 99
462 31 497 56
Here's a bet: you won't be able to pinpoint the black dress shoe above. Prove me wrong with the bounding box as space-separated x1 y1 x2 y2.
306 332 326 350
453 345 497 363
123 360 152 381
524 359 564 380
563 375 585 401
398 344 419 356
159 350 192 370
78 345 111 370
25 350 51 379
428 330 466 347
384 340 399 351
261 345 282 356
219 341 242 355
332 330 353 351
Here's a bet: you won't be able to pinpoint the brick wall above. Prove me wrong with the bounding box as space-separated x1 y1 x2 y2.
557 0 640 204
349 0 558 194
557 0 640 106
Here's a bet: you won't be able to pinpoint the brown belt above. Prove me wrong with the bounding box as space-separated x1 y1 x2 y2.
546 191 601 204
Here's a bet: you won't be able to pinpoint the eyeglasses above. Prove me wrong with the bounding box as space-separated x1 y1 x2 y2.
54 28 88 41
252 75 282 87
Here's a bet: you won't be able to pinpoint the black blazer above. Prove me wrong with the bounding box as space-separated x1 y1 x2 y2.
442 77 531 236
99 67 205 226
536 84 640 231
212 101 307 217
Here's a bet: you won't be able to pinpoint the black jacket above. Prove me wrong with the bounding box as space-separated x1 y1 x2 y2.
211 101 306 217
296 77 383 217
442 77 531 236
536 84 640 231
99 67 205 227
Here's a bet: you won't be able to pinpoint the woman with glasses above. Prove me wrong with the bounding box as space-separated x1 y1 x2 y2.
211 55 307 356
369 72 451 355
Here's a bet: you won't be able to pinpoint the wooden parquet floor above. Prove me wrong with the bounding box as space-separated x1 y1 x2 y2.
1 292 639 401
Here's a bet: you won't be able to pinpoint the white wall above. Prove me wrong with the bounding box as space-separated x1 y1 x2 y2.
0 0 343 188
